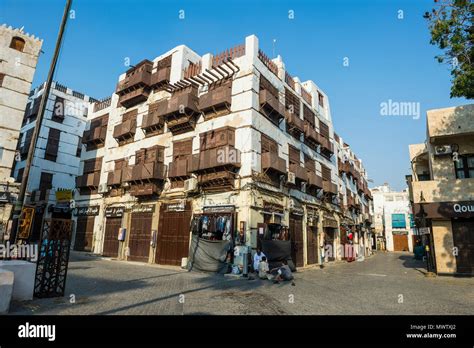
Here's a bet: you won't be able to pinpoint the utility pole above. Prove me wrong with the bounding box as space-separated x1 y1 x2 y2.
11 0 73 243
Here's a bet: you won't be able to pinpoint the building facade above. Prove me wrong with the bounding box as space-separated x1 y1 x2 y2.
407 104 474 275
12 81 93 241
73 35 373 270
0 24 42 241
371 184 416 252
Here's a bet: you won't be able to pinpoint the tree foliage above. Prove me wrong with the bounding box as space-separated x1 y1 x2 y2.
424 0 474 99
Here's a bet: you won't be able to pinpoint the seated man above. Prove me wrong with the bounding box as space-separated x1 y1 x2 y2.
270 260 294 284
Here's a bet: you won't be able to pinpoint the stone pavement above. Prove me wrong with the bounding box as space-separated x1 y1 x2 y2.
9 251 474 315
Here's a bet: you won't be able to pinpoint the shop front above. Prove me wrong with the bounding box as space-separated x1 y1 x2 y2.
128 204 155 262
187 205 235 273
155 200 192 266
306 207 319 265
255 200 296 270
74 205 100 251
103 206 125 258
322 212 338 262
289 200 304 268
414 200 474 275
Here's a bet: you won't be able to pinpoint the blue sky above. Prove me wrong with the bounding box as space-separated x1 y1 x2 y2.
1 0 468 190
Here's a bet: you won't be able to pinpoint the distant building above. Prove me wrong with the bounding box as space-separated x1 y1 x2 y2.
371 183 417 252
12 82 94 242
407 104 474 275
0 24 42 241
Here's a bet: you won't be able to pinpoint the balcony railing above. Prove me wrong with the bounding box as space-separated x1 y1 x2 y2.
347 195 355 208
261 152 287 175
289 163 307 182
338 159 350 174
323 181 338 195
122 162 166 183
116 61 152 94
82 126 106 146
129 183 161 197
286 113 304 134
258 49 279 77
307 171 323 189
107 169 122 187
141 109 165 135
198 171 236 190
117 87 150 108
304 123 321 145
259 89 286 124
190 145 241 173
160 88 200 134
113 118 136 142
320 136 334 156
116 60 153 108
168 156 192 178
76 172 100 189
199 81 232 116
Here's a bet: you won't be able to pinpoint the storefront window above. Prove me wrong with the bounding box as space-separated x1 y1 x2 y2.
191 214 233 241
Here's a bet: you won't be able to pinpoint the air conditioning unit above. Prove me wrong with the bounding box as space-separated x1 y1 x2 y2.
98 183 109 194
287 172 296 185
184 178 198 192
434 145 452 156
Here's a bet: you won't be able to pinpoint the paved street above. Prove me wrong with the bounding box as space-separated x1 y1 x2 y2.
10 251 474 315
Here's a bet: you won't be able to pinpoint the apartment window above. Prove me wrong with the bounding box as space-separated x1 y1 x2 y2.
16 167 24 183
319 120 329 139
454 155 474 179
304 154 315 171
392 214 406 229
76 136 82 157
288 145 300 165
45 128 61 162
318 92 324 107
417 172 431 181
321 163 331 182
39 172 53 201
10 37 26 52
261 134 278 154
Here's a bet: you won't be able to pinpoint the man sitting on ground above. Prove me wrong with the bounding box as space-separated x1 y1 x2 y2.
271 260 294 284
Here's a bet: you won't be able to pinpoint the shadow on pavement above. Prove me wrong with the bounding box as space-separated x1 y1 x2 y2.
398 253 427 275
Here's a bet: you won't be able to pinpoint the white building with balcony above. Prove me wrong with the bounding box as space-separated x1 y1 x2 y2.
371 184 416 252
12 82 94 241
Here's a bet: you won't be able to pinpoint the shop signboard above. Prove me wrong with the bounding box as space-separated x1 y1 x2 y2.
203 205 234 213
166 200 186 212
55 189 73 203
18 207 35 239
75 205 100 216
414 201 474 219
105 206 125 218
131 204 155 214
0 191 11 203
392 230 408 235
